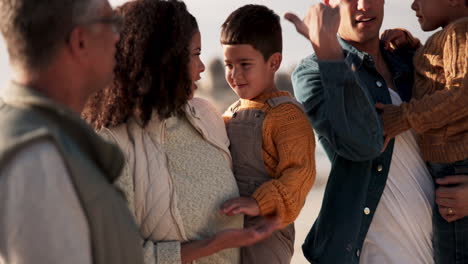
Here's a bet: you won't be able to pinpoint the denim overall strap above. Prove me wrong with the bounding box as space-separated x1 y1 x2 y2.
266 96 305 112
226 96 299 264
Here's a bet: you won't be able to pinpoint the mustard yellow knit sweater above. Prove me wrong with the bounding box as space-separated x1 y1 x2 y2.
382 17 468 163
224 91 316 227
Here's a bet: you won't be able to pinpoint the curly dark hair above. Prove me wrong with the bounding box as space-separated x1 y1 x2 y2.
82 0 198 129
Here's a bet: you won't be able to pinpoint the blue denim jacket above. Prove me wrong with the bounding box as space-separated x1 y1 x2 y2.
292 38 414 264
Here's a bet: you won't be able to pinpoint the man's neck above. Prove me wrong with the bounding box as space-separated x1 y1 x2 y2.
12 67 86 113
344 36 396 90
346 37 382 60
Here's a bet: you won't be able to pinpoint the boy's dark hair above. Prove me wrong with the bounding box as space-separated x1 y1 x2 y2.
82 0 198 129
220 4 282 61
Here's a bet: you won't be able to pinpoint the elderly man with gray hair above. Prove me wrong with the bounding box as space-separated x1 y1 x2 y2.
0 0 143 263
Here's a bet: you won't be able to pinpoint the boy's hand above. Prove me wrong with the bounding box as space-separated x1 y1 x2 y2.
381 29 409 51
220 197 260 217
381 28 422 52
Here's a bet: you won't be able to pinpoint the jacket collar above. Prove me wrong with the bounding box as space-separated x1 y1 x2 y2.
1 82 125 182
1 81 76 117
338 37 412 79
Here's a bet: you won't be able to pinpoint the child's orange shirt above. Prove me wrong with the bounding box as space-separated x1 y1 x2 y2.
224 91 316 227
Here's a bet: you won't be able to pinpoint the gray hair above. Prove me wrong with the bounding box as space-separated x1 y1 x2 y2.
0 0 102 70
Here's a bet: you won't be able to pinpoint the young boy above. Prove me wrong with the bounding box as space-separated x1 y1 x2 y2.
218 5 316 264
378 0 467 262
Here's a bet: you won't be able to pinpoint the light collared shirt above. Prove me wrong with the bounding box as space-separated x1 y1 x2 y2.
0 141 91 264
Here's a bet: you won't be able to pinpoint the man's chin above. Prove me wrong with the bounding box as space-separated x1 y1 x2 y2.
352 31 379 44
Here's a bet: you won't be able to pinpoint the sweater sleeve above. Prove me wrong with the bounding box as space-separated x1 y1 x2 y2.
252 104 316 227
383 21 468 136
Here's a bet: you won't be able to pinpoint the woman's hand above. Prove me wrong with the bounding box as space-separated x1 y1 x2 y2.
214 216 280 248
180 216 280 263
220 197 260 217
436 175 468 222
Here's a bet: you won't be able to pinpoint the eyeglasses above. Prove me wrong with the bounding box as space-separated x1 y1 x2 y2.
65 13 124 43
86 14 124 34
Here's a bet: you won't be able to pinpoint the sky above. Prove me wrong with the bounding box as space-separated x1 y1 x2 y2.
111 0 432 72
0 0 433 82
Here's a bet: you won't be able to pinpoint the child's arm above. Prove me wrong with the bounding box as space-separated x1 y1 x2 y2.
221 104 316 227
377 21 467 140
254 104 316 228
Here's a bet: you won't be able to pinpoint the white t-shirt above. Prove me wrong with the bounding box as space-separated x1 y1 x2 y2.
360 89 434 264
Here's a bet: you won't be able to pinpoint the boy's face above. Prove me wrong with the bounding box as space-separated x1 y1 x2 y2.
411 0 452 31
223 44 280 100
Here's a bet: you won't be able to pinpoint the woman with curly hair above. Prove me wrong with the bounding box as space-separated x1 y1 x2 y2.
82 0 278 263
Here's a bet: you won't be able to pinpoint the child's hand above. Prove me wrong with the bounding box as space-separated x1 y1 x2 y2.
381 29 409 51
220 197 260 217
381 28 421 52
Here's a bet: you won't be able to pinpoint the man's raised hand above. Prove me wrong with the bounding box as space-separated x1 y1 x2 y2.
285 1 343 60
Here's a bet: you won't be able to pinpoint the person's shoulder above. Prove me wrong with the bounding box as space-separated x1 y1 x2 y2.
440 17 468 42
189 97 221 116
19 140 61 161
446 17 468 32
97 120 136 148
294 54 320 73
426 17 468 45
222 99 242 119
267 101 308 123
189 97 227 128
270 101 305 113
1 139 63 177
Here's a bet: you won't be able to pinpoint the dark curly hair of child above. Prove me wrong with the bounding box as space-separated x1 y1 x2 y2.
82 0 198 129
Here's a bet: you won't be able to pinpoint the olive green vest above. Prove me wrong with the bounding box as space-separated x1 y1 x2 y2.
0 83 144 264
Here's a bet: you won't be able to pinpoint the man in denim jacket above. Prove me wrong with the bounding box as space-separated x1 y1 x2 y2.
286 1 434 263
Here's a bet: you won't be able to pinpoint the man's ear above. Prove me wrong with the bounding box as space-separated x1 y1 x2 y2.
67 27 89 62
268 52 282 72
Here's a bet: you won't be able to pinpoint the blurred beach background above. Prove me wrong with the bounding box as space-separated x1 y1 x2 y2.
0 1 432 263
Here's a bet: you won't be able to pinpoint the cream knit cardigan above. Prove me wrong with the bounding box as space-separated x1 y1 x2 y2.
100 98 233 264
